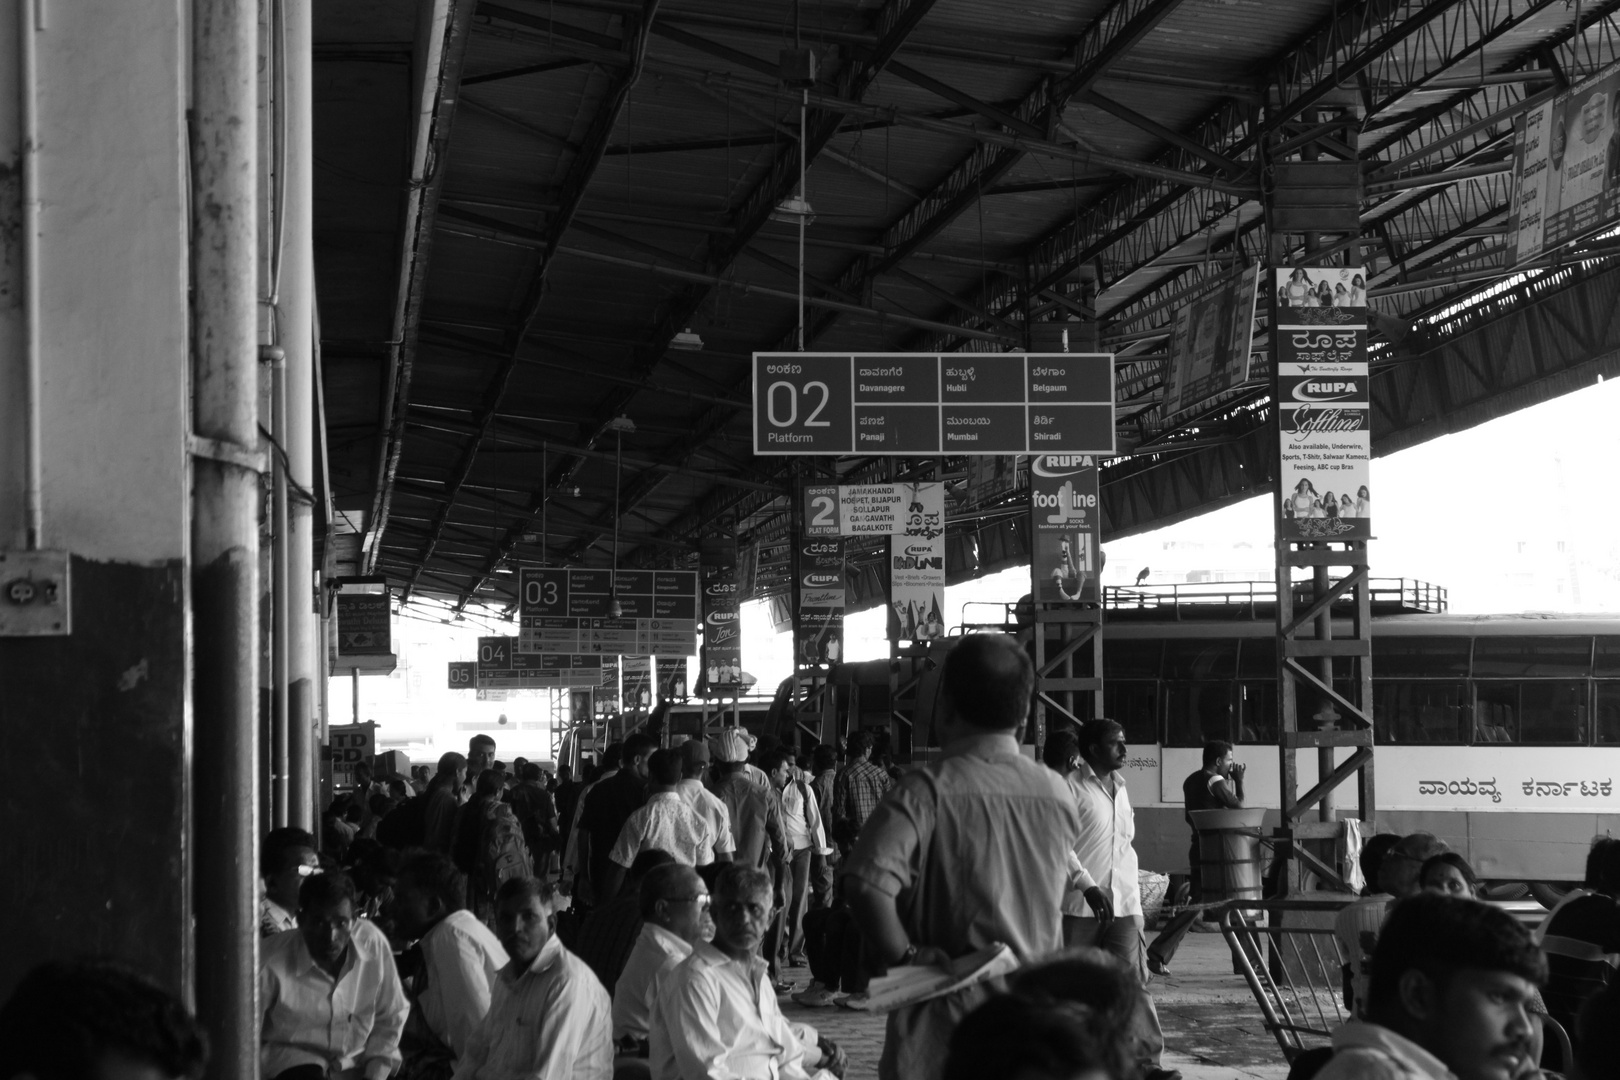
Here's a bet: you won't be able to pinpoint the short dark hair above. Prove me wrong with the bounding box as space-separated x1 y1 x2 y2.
0 961 209 1080
760 747 793 773
260 826 316 879
1359 833 1402 890
941 634 1033 730
495 876 555 909
299 869 359 913
1078 718 1124 758
600 742 624 769
647 748 682 786
436 751 467 776
469 734 497 752
519 762 543 782
812 745 838 772
1042 728 1079 772
628 848 678 882
623 732 658 762
1419 852 1479 893
640 863 701 920
1586 836 1620 893
1202 740 1233 767
945 994 1113 1080
846 731 873 757
715 863 771 902
396 852 467 915
1365 893 1546 1014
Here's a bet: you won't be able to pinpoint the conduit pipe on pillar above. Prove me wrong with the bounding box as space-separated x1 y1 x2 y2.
18 0 42 549
282 0 316 831
190 0 260 1076
269 347 289 829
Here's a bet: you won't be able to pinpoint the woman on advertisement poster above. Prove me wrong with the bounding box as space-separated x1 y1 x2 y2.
1355 485 1370 517
1287 478 1321 519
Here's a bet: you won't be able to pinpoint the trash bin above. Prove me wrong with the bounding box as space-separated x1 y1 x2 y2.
1190 807 1267 902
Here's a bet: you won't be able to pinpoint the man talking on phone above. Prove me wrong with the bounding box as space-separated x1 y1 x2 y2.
1182 740 1245 902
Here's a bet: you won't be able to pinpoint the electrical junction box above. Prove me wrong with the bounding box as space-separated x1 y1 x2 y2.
0 549 71 636
779 47 818 88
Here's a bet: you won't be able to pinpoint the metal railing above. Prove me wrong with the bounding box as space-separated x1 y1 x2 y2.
1218 900 1353 1064
1105 577 1447 617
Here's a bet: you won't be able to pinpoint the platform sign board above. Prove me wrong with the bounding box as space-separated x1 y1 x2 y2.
802 482 947 538
516 568 698 656
337 593 391 655
477 635 603 689
1511 59 1620 265
753 353 1115 455
447 660 475 690
1030 455 1102 605
1161 263 1261 416
795 537 845 664
1273 267 1371 541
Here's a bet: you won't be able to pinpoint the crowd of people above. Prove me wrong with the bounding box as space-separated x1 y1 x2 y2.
9 632 1620 1080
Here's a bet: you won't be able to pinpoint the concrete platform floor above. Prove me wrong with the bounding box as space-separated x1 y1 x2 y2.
778 929 1293 1080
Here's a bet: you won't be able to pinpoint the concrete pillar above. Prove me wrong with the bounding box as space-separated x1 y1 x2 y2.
0 0 195 1000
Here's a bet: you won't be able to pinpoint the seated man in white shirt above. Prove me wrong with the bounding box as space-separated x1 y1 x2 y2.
389 852 509 1077
261 826 319 937
649 865 844 1080
602 749 720 900
261 870 410 1080
1316 893 1546 1080
452 878 613 1080
612 864 715 1053
0 960 209 1080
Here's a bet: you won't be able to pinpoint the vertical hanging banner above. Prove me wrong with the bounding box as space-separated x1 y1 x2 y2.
887 482 946 641
1273 267 1371 541
622 656 652 712
1161 262 1261 416
1030 455 1102 604
795 537 845 664
656 656 689 700
598 656 621 713
699 536 742 694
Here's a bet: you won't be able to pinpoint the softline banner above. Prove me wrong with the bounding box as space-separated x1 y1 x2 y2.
1273 267 1371 541
887 482 946 641
1510 60 1620 265
795 537 845 664
1030 455 1102 605
1161 262 1261 416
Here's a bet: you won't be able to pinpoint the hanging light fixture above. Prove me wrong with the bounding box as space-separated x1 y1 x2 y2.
606 416 636 617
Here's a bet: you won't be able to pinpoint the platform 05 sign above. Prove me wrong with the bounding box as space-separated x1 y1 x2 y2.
1031 455 1101 605
1273 267 1371 541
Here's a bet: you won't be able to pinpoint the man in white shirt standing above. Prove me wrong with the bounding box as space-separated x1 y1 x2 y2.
764 746 827 968
1066 718 1178 1080
611 864 714 1051
649 865 843 1080
453 878 612 1080
389 853 508 1074
676 739 736 860
604 749 720 899
261 871 409 1080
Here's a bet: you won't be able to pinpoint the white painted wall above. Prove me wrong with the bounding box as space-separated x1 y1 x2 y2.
0 1 190 560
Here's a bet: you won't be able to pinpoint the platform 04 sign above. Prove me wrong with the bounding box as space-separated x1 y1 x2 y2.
753 353 1114 455
517 568 698 656
1031 455 1101 605
1273 267 1371 541
477 635 603 689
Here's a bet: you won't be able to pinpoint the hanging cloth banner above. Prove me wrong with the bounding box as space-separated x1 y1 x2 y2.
623 656 652 712
795 537 845 664
1273 267 1371 541
656 656 689 701
1030 455 1102 605
885 483 946 642
699 536 742 694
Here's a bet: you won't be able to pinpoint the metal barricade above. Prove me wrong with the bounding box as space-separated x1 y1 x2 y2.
1219 900 1353 1065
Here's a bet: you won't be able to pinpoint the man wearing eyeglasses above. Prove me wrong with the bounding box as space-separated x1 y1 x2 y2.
650 865 845 1080
611 865 715 1053
260 871 409 1080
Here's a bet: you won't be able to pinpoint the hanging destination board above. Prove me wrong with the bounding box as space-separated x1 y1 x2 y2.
516 568 699 655
753 353 1115 455
477 636 603 689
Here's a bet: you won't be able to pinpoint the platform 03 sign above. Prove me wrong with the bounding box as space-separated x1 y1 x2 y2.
1031 456 1101 605
753 353 1114 455
477 635 602 689
517 568 698 656
1273 267 1371 541
1511 59 1620 265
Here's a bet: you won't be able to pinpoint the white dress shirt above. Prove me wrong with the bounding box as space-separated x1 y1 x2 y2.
1065 762 1142 919
419 910 509 1059
261 896 298 938
612 922 693 1042
451 935 612 1080
648 942 832 1080
610 791 718 868
678 778 736 857
261 917 409 1080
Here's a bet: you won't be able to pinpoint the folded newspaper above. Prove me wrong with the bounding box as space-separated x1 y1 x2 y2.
861 942 1021 1013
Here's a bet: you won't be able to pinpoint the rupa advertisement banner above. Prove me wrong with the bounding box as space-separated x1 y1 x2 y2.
1273 267 1371 541
886 482 946 641
795 537 845 664
1030 455 1101 605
